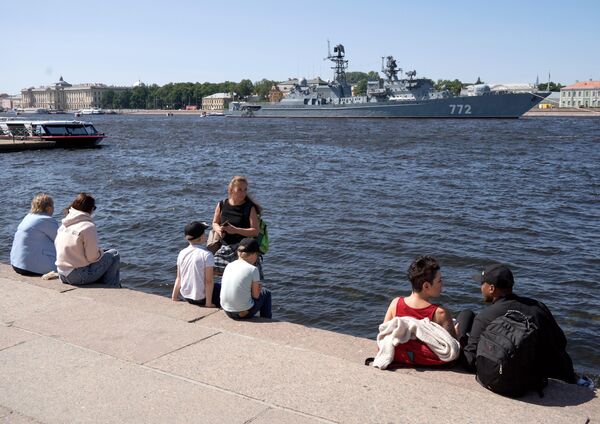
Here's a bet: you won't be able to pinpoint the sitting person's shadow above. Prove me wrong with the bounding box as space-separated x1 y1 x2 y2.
374 362 596 407
518 379 596 407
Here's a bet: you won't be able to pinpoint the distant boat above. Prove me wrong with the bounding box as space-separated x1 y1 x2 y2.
0 119 106 152
80 108 105 115
19 108 50 114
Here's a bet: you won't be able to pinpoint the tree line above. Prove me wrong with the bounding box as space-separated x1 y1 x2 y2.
100 79 277 109
100 75 563 109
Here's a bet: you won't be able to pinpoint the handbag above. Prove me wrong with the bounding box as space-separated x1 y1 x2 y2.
206 230 222 254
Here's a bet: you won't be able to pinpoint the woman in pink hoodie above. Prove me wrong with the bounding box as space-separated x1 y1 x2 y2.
54 193 120 287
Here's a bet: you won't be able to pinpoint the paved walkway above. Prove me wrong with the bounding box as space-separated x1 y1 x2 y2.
0 264 597 423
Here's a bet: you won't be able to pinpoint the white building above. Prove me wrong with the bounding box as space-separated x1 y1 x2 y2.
560 81 600 108
20 77 127 111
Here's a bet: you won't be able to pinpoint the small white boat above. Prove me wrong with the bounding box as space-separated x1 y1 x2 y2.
80 108 105 115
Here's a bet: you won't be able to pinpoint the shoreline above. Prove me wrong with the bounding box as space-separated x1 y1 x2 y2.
117 108 600 117
2 108 599 118
0 262 598 422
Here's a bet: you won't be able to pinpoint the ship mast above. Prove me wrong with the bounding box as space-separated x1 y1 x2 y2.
326 43 348 84
382 56 401 82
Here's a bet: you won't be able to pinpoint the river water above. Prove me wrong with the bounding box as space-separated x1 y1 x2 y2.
1 114 599 377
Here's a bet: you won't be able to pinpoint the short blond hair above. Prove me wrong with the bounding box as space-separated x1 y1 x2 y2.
30 193 54 214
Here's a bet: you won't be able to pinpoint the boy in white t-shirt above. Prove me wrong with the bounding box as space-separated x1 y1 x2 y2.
220 238 271 319
172 221 220 307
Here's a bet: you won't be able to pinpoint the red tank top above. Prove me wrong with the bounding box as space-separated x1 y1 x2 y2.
393 297 445 366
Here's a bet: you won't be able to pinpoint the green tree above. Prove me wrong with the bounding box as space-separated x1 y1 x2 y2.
435 79 464 96
253 79 278 99
345 71 368 84
366 71 380 81
354 80 368 95
235 79 254 98
130 85 149 108
537 81 563 92
114 90 131 109
101 90 115 108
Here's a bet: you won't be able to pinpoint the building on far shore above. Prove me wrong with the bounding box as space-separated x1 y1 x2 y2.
560 80 600 108
0 93 22 110
268 85 283 102
202 92 233 111
20 77 127 111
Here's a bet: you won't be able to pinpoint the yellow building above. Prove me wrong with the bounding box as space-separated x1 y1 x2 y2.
202 93 233 111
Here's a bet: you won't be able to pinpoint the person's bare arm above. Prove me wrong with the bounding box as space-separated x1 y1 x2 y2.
204 266 216 307
383 297 399 322
251 281 261 299
212 202 226 237
434 306 457 339
171 266 181 301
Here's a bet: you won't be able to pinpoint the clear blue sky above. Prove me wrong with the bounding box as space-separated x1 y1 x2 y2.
2 0 599 94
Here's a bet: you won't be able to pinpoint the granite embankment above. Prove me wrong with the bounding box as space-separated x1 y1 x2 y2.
0 263 597 423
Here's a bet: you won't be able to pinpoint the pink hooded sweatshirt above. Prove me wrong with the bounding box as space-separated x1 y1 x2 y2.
55 208 102 275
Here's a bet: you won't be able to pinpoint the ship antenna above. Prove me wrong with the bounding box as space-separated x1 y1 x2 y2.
326 43 348 84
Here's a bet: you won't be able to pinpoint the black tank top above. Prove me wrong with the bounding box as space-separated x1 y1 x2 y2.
220 198 254 245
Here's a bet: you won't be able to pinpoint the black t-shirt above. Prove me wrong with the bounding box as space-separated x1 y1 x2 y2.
462 293 576 383
220 198 255 246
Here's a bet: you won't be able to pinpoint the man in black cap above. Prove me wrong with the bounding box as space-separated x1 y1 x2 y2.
457 264 577 384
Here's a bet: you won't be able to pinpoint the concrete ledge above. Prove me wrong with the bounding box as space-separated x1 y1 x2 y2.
0 265 597 423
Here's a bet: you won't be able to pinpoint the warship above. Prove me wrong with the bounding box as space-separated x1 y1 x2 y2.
227 43 548 119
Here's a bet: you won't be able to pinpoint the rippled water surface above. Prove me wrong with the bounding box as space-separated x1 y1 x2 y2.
1 114 599 376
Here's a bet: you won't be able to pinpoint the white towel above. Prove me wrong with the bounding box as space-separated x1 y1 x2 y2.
373 316 460 370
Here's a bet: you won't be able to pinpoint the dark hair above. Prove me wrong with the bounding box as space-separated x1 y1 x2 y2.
67 192 96 214
407 256 440 292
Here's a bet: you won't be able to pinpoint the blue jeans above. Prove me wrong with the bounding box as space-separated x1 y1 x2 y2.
225 287 272 319
60 249 121 288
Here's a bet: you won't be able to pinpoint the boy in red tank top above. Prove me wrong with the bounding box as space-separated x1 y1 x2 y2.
383 256 457 365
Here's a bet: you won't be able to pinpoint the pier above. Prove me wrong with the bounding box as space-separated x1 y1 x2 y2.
0 263 597 423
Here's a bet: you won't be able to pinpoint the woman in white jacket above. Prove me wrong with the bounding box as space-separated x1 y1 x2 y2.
54 193 120 287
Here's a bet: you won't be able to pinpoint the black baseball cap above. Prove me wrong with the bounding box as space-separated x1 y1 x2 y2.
474 264 514 289
237 237 260 253
184 221 208 240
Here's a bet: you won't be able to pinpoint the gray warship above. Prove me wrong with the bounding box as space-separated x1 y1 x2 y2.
227 43 549 118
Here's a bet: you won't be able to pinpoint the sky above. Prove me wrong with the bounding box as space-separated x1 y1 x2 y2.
2 0 599 95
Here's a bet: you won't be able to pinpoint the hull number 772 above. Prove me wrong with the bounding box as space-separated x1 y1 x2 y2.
449 104 472 114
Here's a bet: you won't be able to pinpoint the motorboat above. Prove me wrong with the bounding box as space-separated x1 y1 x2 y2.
0 119 106 152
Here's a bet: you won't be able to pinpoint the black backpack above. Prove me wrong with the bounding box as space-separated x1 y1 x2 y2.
476 310 546 397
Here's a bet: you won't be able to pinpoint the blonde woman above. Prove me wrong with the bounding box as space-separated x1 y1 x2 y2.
212 176 262 274
10 193 59 276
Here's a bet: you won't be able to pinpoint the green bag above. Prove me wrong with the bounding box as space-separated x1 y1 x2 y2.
257 215 269 254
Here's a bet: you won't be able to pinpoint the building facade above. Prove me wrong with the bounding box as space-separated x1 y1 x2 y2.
560 81 600 108
20 77 127 110
202 92 233 111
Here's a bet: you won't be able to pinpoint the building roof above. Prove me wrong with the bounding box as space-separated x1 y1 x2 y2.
203 92 232 99
563 81 600 90
307 77 328 85
278 79 299 85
